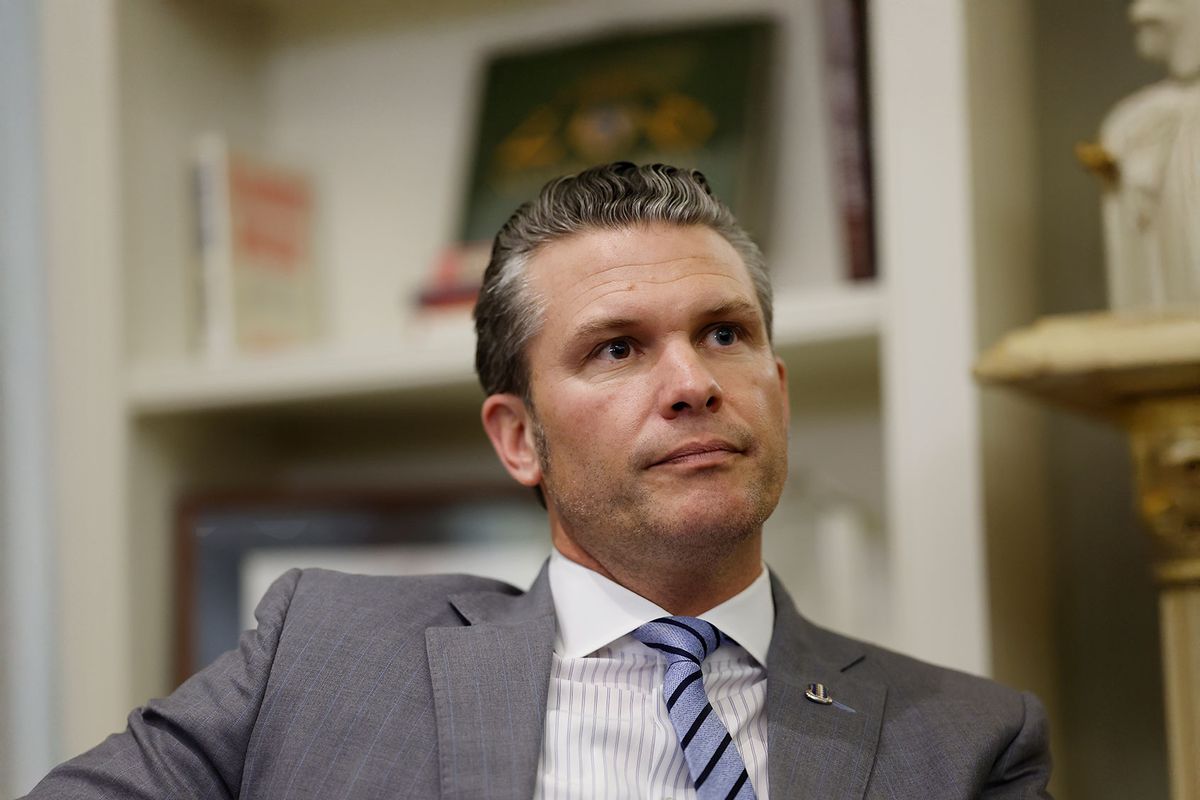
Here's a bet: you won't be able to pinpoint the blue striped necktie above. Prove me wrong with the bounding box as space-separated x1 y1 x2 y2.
632 616 756 800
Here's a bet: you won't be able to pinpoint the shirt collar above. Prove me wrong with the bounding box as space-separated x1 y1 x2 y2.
547 548 774 665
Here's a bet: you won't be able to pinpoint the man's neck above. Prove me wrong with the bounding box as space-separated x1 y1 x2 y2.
551 534 763 617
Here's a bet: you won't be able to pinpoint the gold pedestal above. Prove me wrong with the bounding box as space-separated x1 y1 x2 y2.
1161 586 1200 799
1131 398 1200 800
976 311 1200 799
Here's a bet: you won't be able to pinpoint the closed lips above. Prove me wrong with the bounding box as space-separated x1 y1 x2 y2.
651 441 742 466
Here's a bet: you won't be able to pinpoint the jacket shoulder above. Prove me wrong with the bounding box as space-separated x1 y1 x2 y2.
284 567 522 623
869 638 1022 706
804 620 1022 705
290 566 521 599
805 623 1050 794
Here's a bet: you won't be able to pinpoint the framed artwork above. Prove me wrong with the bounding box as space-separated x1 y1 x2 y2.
421 19 777 308
173 487 548 684
460 19 775 243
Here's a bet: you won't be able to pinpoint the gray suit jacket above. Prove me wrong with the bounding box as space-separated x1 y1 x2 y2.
26 565 1052 799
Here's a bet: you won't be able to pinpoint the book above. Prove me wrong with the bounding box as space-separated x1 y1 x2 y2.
417 242 492 310
456 20 774 250
823 0 876 281
191 133 321 358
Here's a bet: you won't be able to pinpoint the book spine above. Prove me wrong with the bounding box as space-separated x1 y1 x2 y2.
824 0 876 281
192 133 235 360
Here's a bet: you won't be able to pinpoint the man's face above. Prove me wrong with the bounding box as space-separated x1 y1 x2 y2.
517 223 789 571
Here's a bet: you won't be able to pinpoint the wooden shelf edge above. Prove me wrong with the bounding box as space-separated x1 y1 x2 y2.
773 282 882 345
974 309 1200 420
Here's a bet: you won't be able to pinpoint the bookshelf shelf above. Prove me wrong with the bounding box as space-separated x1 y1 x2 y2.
773 282 880 343
125 283 882 416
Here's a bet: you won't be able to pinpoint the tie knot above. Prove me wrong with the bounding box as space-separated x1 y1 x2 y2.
631 616 724 664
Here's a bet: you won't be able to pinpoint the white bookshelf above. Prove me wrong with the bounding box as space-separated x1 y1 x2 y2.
32 0 1051 774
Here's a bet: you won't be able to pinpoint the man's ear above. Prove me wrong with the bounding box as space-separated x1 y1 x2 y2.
481 393 543 487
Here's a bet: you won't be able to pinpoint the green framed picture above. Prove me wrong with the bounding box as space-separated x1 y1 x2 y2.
459 19 776 246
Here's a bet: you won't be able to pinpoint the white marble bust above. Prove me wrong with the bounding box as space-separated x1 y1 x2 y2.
1092 0 1200 311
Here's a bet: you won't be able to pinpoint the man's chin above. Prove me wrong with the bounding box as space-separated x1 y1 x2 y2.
657 467 781 514
648 492 770 542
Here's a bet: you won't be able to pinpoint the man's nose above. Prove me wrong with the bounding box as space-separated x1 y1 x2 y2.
656 342 723 418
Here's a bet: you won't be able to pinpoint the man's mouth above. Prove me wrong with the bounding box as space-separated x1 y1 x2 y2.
650 439 745 468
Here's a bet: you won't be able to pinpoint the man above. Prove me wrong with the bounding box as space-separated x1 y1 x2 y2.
27 163 1052 798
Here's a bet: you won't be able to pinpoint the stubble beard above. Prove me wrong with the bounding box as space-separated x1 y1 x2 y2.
532 415 787 578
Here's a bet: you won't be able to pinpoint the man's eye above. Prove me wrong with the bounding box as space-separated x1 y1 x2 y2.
709 325 740 346
601 339 633 360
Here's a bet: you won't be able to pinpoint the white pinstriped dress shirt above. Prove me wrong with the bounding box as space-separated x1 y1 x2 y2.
536 550 773 799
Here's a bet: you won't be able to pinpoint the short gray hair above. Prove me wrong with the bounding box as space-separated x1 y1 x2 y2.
473 162 773 400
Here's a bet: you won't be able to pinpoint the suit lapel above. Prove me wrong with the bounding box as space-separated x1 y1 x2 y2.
425 565 886 798
766 573 885 799
426 564 556 800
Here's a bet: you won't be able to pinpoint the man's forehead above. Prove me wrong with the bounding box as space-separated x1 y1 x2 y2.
525 224 753 301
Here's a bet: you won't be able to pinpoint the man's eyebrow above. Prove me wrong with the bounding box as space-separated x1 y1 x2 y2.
567 299 763 344
568 316 640 343
702 299 762 321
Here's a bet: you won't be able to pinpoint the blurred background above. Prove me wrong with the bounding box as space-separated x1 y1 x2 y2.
0 0 1167 797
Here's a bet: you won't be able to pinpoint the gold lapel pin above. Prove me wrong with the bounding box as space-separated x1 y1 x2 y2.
805 682 834 705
